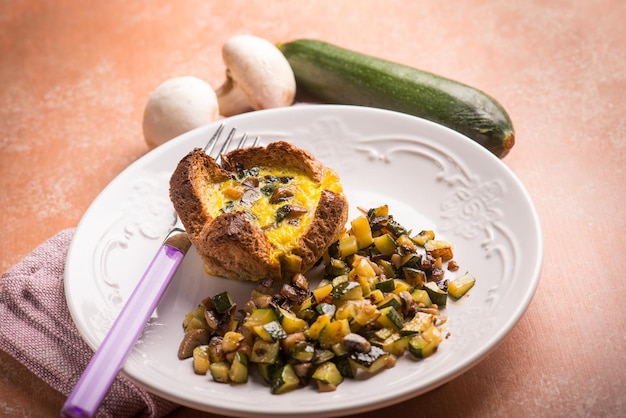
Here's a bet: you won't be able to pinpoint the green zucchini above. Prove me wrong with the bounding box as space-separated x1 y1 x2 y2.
212 291 234 314
312 361 344 386
209 361 231 383
278 39 515 158
271 364 301 394
228 352 249 383
251 340 280 364
448 272 476 299
424 281 447 307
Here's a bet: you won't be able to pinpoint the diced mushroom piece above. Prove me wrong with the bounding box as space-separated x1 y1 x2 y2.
216 304 238 336
204 308 220 330
178 328 210 359
240 188 261 205
276 205 308 223
252 294 273 309
291 273 309 292
399 290 416 315
343 333 371 353
269 186 295 204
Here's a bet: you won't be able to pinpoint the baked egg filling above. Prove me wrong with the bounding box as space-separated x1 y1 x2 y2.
205 166 343 260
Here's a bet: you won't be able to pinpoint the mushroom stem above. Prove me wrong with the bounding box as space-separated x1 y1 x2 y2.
216 73 254 116
216 35 296 117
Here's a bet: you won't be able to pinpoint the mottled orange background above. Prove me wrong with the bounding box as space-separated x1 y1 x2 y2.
1 1 624 417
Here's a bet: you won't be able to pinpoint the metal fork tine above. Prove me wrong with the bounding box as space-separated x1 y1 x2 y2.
205 125 259 164
236 132 248 149
203 123 225 155
215 127 237 163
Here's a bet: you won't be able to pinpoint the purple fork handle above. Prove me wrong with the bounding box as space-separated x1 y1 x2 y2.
61 234 190 418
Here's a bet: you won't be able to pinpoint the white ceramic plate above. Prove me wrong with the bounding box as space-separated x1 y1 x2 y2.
65 105 542 417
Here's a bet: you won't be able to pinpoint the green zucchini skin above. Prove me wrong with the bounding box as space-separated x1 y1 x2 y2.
278 39 515 158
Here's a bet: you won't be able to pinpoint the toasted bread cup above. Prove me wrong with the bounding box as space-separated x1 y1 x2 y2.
170 141 348 282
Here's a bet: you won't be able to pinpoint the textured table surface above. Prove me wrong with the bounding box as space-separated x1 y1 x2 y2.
1 1 624 417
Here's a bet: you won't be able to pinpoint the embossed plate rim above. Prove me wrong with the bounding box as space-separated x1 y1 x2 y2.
65 105 543 417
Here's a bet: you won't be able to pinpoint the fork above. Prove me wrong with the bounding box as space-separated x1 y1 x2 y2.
61 125 258 418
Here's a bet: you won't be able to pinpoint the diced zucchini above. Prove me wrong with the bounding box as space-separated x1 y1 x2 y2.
221 331 244 352
178 205 460 395
251 340 280 364
349 346 391 374
355 274 373 296
403 267 426 288
257 361 283 384
331 341 348 356
325 257 350 276
411 289 432 307
312 361 344 391
331 280 363 300
296 295 313 312
333 353 357 378
392 279 413 294
338 235 358 258
318 319 351 348
291 341 315 362
375 259 396 279
244 308 278 331
448 272 476 299
209 361 231 383
212 291 234 314
400 312 434 336
352 301 380 327
368 289 385 304
354 257 377 278
192 345 210 375
374 327 394 340
334 301 357 322
331 274 348 287
183 305 209 332
376 293 401 310
276 307 308 333
408 326 443 359
255 320 287 342
316 302 336 316
307 314 332 340
375 279 395 293
369 204 389 218
413 230 435 246
424 281 447 307
424 239 454 260
373 234 397 256
375 306 404 331
228 352 248 383
381 334 410 356
312 348 335 364
271 364 300 394
396 234 418 252
313 283 334 303
280 252 303 278
296 307 317 322
400 253 421 269
351 216 374 249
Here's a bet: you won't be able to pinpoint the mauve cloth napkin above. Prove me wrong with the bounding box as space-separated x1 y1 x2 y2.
0 228 179 417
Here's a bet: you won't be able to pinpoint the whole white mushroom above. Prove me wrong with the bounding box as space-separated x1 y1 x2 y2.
216 35 296 116
142 76 219 149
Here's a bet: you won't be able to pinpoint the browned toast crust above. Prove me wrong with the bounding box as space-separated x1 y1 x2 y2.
170 141 348 282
